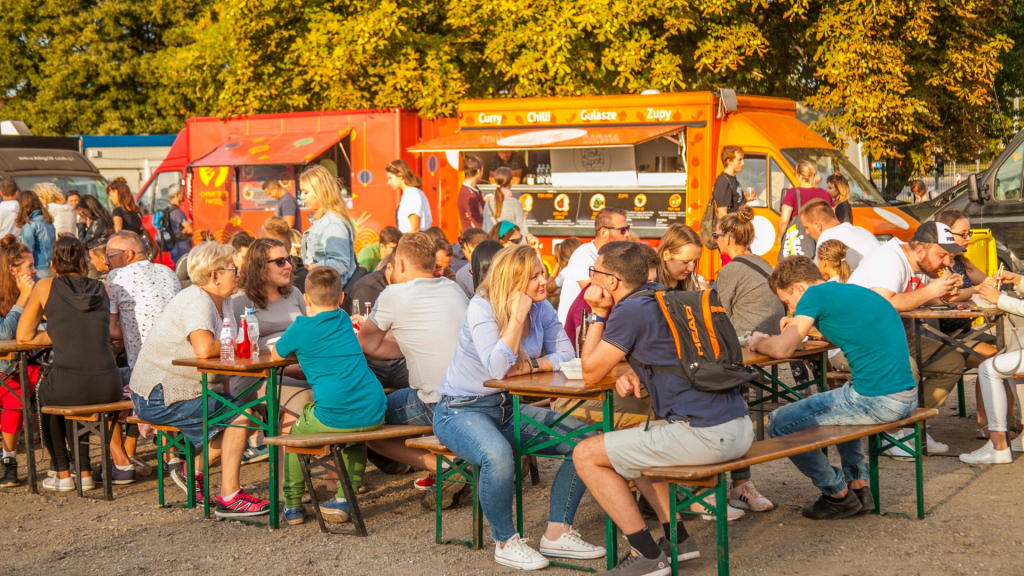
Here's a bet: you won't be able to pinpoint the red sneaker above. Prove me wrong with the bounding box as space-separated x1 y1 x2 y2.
215 489 270 518
414 474 435 491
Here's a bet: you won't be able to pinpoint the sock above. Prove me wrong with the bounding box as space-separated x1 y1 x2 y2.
115 464 134 472
625 527 661 560
2 449 14 459
220 489 239 502
662 520 689 541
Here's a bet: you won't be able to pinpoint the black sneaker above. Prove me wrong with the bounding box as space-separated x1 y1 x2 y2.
597 549 671 576
852 487 875 513
0 456 19 488
656 536 700 562
802 491 863 520
93 466 137 485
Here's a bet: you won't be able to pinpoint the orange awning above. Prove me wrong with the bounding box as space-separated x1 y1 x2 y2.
408 125 685 153
190 128 352 168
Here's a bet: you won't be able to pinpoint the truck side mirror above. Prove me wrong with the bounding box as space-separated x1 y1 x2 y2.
967 174 980 203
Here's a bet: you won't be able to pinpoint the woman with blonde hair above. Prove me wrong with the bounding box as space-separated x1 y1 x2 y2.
386 159 432 233
825 173 853 224
433 245 604 570
299 164 358 285
816 239 852 283
33 183 77 238
777 159 834 257
657 223 708 291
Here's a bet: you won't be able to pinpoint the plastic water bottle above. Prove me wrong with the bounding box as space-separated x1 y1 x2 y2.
219 318 235 362
245 307 260 358
236 314 251 359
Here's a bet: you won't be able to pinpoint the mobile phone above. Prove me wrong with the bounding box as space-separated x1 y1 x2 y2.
929 305 952 311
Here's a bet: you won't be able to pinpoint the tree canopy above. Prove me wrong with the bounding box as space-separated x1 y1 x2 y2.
1 0 1018 179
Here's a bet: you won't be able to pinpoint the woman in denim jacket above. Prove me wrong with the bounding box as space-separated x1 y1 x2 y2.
16 191 56 279
298 165 357 285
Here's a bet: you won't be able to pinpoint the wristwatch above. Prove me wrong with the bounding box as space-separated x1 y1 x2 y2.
585 313 607 324
530 358 540 372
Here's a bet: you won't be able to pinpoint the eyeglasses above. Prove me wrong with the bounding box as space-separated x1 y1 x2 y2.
711 232 735 240
950 230 973 241
104 249 127 262
216 267 238 275
268 257 291 268
602 225 631 235
588 266 620 281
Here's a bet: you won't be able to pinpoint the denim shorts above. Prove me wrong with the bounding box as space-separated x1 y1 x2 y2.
131 384 233 448
385 387 435 427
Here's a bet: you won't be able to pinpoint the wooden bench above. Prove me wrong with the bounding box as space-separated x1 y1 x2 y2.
41 400 133 501
126 416 196 509
406 435 484 549
641 408 938 576
265 424 432 535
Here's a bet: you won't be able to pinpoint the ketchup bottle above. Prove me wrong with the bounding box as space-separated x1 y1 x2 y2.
236 314 251 359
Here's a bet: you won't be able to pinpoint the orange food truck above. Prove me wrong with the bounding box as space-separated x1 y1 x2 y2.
134 109 458 256
411 90 919 278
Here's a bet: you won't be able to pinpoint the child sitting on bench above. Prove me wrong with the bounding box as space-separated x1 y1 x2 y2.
271 266 386 526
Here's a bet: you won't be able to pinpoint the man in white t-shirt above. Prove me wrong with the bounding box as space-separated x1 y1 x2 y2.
357 232 469 508
0 181 20 237
799 199 879 271
847 221 965 453
556 207 630 324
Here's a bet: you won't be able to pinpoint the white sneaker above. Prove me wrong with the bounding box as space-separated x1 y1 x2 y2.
888 429 947 459
539 527 606 560
959 441 1012 465
729 481 773 512
690 493 745 521
495 534 550 571
1012 435 1023 453
79 474 96 491
42 475 75 492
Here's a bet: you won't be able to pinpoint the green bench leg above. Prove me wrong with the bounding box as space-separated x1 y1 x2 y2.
957 376 966 418
667 475 729 576
914 422 925 519
434 453 481 549
715 473 729 576
868 433 881 515
156 430 197 509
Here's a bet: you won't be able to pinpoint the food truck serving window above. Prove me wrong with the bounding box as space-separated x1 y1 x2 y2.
237 165 296 210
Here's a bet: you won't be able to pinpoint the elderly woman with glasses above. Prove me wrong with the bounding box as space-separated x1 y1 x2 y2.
231 238 311 434
129 241 271 519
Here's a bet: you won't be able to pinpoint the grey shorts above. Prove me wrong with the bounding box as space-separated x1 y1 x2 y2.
603 415 754 480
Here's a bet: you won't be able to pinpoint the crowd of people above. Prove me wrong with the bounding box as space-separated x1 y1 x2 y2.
0 148 1019 576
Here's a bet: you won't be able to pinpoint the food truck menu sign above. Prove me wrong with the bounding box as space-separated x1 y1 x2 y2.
521 191 685 229
463 106 689 129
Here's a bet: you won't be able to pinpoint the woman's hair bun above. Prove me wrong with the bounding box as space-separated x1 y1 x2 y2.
737 205 754 224
0 235 17 249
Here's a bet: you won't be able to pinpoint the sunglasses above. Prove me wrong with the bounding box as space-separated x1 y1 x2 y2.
711 232 735 240
268 257 291 268
588 266 620 281
104 249 128 262
509 236 523 245
602 225 631 235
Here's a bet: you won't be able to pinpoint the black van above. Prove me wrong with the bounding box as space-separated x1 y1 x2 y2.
900 129 1024 272
0 136 109 207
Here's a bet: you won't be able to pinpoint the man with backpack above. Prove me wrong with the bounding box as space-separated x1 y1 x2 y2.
573 241 753 576
749 256 918 520
157 185 193 265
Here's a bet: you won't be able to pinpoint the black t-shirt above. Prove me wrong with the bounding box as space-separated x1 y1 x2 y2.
112 207 143 234
275 193 301 231
712 173 742 213
489 153 527 175
835 200 853 224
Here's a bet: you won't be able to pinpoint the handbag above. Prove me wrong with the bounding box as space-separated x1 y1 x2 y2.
700 199 719 250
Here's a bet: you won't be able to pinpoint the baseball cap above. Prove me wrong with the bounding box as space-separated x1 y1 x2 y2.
910 222 965 254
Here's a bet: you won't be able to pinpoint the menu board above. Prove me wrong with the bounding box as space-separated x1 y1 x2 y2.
521 189 685 229
238 165 296 210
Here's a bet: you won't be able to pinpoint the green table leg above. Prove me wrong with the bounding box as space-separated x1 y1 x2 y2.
603 390 617 571
513 393 524 537
267 368 280 529
202 372 211 519
914 422 924 520
956 376 966 418
868 434 880 515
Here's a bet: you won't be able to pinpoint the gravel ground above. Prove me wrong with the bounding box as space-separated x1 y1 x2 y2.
3 375 1023 576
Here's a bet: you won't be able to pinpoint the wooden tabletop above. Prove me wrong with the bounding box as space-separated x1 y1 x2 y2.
172 352 296 374
484 362 632 398
899 306 1004 320
0 339 50 355
742 339 836 367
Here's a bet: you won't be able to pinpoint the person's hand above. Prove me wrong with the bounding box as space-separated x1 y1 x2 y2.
512 292 533 324
350 314 366 328
996 270 1022 287
583 285 613 317
976 281 1002 305
615 370 644 399
526 234 540 251
695 275 710 291
16 274 35 295
779 316 795 333
748 331 769 353
505 357 533 378
926 273 959 300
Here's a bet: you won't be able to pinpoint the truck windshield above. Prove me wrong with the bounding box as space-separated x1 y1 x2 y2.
781 148 886 207
13 175 110 209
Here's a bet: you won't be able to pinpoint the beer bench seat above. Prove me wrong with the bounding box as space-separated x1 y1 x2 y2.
41 400 133 501
126 416 197 509
406 435 484 549
641 407 938 576
265 424 432 536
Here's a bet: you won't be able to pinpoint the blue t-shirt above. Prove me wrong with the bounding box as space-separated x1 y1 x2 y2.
274 309 385 428
602 283 749 427
794 282 915 397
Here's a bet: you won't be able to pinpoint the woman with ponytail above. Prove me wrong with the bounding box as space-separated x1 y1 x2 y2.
482 167 529 237
826 173 853 224
386 160 432 233
0 236 37 487
816 239 852 283
778 160 834 257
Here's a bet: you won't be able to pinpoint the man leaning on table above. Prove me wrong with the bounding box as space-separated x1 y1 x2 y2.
573 241 753 576
748 256 918 520
846 221 965 454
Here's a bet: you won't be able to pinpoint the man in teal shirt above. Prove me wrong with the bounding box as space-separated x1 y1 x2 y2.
748 256 917 521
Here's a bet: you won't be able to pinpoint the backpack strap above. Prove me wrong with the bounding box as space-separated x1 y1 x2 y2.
732 256 771 280
700 290 722 359
653 291 683 359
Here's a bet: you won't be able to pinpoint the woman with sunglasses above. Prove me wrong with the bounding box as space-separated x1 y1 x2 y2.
232 238 311 434
488 220 523 247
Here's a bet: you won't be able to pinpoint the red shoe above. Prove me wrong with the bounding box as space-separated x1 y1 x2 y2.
414 474 435 491
215 489 270 518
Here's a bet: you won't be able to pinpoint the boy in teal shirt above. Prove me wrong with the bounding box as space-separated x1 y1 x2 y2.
272 266 386 525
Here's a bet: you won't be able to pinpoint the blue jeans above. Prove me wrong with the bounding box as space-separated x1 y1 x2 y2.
132 384 233 448
385 387 434 426
433 392 593 543
768 383 917 495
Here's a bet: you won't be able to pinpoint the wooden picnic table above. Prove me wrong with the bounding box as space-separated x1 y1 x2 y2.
172 353 297 528
741 340 837 439
0 339 51 493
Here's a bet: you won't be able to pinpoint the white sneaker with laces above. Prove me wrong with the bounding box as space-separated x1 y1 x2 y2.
690 493 745 521
539 527 606 559
495 534 549 571
729 481 773 512
959 441 1012 465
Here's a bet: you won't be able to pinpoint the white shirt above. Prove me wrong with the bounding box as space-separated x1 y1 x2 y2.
556 241 599 325
847 238 930 295
814 223 881 272
370 277 469 404
108 260 182 367
397 187 432 233
0 200 18 237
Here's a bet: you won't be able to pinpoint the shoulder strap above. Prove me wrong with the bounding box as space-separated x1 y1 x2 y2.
732 256 771 280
